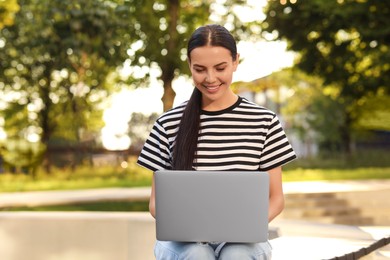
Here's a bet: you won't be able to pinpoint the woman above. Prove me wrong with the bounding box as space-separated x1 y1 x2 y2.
137 24 296 259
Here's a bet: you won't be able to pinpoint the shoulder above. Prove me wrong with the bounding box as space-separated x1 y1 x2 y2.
236 97 276 118
155 101 188 126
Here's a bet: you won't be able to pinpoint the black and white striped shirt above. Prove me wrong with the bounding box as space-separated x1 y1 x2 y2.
137 97 296 172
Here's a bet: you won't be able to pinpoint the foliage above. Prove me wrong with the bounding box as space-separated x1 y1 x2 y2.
0 139 46 176
0 0 137 170
233 69 341 150
126 0 261 111
285 148 390 169
276 69 350 152
0 0 266 172
3 200 150 212
262 0 390 153
0 0 19 29
282 167 390 182
354 94 390 131
263 0 390 98
234 68 390 152
0 157 152 192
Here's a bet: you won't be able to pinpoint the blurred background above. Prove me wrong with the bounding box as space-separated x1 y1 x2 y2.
0 0 389 199
0 1 389 259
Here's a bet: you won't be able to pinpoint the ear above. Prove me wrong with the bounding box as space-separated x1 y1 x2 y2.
233 53 240 71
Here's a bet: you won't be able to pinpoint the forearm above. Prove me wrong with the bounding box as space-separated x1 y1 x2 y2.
149 197 156 218
149 172 156 218
268 192 284 222
267 166 285 223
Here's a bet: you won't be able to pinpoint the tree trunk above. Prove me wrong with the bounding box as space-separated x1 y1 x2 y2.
40 74 53 174
162 79 176 111
160 0 179 111
340 111 353 155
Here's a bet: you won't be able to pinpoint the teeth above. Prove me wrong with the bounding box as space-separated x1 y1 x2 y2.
205 84 221 90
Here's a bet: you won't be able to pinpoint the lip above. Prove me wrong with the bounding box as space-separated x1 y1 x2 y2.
203 83 222 92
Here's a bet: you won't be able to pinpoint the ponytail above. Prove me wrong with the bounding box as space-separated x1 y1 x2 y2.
172 24 237 170
172 88 201 170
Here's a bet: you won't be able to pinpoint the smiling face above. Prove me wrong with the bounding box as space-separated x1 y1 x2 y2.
189 45 239 111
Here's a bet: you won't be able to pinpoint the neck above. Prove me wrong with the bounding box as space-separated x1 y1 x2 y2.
202 90 238 111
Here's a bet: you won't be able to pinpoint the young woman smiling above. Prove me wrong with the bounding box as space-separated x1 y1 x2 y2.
138 24 296 260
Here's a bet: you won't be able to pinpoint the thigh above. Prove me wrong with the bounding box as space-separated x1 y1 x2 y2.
218 241 272 260
155 240 216 260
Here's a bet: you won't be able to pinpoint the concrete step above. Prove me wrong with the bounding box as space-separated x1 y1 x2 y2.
285 196 348 208
337 196 390 208
300 215 375 226
279 214 372 226
282 205 361 218
282 190 390 226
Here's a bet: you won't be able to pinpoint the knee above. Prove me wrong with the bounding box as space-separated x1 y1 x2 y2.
155 241 215 260
219 243 272 260
219 247 251 260
182 243 215 259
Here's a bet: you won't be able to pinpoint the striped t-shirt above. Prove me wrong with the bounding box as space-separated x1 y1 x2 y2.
137 96 296 172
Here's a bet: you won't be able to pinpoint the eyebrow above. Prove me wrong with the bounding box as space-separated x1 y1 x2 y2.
193 62 228 68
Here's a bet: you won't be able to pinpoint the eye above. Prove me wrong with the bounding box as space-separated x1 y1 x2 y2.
194 68 204 73
216 67 226 71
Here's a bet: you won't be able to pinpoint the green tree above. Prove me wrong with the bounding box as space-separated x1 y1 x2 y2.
0 0 19 29
0 0 135 170
276 69 350 153
0 139 45 176
127 0 259 111
0 0 262 172
262 0 390 153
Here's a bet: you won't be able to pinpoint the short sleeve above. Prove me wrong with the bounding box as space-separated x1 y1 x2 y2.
137 120 172 172
259 114 296 171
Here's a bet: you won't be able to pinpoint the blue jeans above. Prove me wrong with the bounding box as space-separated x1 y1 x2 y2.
154 240 272 259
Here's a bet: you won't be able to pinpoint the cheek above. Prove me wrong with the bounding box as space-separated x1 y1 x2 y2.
192 73 204 84
219 71 233 83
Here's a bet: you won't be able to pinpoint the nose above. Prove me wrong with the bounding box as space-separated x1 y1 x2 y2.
205 71 216 83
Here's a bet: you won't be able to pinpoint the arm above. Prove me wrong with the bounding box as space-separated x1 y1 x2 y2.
149 172 156 218
267 166 284 222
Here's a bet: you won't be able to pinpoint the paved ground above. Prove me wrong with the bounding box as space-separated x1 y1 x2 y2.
1 180 389 259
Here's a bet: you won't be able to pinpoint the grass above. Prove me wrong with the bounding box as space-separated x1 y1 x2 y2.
284 149 390 169
282 167 390 182
0 158 152 193
2 201 149 212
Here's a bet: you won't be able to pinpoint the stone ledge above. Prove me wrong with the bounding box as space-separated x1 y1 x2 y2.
0 212 281 260
2 212 385 260
0 212 155 260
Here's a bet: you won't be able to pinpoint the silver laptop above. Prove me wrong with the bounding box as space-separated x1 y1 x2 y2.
154 170 269 243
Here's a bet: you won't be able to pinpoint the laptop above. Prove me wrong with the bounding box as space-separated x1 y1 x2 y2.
154 170 269 243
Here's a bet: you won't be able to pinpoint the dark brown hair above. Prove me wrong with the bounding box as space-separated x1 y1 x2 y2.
172 24 237 170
